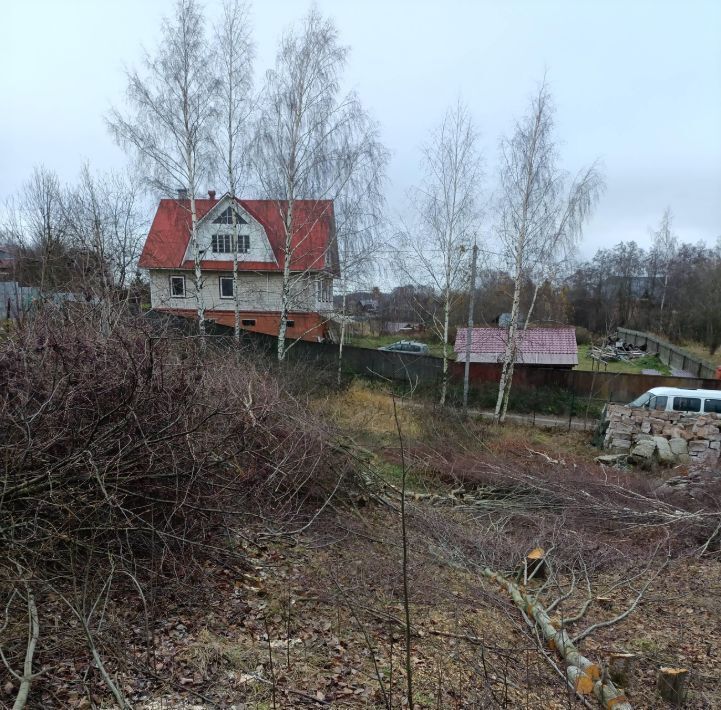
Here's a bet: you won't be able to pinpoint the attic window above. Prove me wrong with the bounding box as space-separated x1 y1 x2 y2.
316 277 333 302
213 206 247 225
241 319 256 326
286 320 295 328
212 233 250 254
212 234 233 253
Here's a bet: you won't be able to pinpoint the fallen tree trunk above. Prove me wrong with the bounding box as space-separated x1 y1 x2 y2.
481 565 632 709
353 451 634 708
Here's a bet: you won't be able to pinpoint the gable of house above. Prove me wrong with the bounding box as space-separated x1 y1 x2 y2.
183 199 278 266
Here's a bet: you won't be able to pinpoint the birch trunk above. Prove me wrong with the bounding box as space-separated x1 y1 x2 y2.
524 281 540 330
189 191 205 339
232 197 241 342
277 201 294 361
480 566 632 710
499 273 540 422
440 284 451 406
337 286 347 385
494 251 523 423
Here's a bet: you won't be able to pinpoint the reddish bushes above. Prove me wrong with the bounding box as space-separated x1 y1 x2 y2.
0 312 353 706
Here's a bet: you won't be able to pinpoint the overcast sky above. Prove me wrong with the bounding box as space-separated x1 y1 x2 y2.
1 0 719 260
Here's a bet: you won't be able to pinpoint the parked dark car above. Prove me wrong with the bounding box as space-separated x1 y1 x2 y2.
378 340 429 355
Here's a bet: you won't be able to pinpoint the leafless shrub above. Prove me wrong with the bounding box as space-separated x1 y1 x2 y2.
0 310 355 706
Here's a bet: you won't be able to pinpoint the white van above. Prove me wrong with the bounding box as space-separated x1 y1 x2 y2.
628 387 721 415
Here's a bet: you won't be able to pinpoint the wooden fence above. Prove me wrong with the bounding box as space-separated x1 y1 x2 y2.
446 362 721 403
231 328 721 404
153 315 721 404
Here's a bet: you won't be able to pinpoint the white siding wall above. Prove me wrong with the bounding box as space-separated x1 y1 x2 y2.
150 270 333 313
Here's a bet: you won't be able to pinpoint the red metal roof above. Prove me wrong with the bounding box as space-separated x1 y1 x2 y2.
138 197 337 273
454 327 578 365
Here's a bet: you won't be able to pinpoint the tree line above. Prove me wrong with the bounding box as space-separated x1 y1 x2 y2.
362 216 721 364
567 222 721 355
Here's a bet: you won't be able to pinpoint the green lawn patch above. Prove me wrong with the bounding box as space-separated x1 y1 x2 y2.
344 333 448 358
574 344 671 375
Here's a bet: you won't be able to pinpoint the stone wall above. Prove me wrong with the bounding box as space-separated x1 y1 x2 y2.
602 404 721 466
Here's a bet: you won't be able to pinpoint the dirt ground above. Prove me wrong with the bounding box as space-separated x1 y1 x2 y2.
117 384 721 709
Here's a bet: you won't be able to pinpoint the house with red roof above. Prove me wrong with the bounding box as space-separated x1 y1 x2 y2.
454 327 578 367
138 192 338 340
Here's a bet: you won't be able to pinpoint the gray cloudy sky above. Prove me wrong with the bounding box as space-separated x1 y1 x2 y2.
1 0 719 258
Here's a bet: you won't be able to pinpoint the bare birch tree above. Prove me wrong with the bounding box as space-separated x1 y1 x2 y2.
107 0 217 337
334 151 387 383
64 164 147 330
251 8 386 361
212 0 255 341
651 207 677 332
399 101 483 405
493 81 603 423
7 166 69 295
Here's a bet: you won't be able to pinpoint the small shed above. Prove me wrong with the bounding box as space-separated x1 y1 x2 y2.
454 327 578 367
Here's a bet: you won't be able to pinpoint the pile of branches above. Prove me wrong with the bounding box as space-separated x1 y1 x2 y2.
401 424 720 561
0 311 354 707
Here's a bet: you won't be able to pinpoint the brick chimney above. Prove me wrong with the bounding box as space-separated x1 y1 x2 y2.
208 190 216 200
177 188 188 200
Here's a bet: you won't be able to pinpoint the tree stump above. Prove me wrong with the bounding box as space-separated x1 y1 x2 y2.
608 652 636 688
657 667 688 705
521 547 547 583
596 596 613 610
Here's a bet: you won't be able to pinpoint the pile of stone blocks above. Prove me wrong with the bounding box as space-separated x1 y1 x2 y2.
602 404 721 466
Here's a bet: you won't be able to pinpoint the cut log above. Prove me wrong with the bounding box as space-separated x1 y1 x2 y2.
657 667 688 705
608 652 636 688
567 665 595 695
481 566 632 709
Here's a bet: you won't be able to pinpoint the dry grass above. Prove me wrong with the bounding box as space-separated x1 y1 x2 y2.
677 340 721 367
315 379 422 440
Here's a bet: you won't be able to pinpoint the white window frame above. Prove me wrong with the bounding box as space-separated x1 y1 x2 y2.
316 277 333 302
212 233 233 254
237 233 250 254
219 276 234 299
169 275 186 298
212 233 250 254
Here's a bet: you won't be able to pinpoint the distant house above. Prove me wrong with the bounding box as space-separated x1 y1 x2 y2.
494 312 526 328
138 192 338 340
384 321 423 334
454 327 578 367
356 298 379 314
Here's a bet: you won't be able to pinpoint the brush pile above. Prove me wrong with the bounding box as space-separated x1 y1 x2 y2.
0 311 354 707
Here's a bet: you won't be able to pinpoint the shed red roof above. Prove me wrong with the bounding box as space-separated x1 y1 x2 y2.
454 327 578 365
138 197 337 273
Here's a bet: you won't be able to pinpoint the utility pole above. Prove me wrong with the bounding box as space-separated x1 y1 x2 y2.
463 240 479 415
